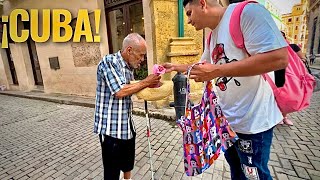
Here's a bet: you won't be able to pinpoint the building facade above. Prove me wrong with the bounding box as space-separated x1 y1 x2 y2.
281 0 309 53
257 0 284 29
307 0 320 58
0 0 204 98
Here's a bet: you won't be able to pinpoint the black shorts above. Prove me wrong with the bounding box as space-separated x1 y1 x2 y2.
99 134 136 176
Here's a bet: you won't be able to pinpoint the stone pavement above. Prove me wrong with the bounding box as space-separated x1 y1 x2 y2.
0 90 176 122
0 91 320 180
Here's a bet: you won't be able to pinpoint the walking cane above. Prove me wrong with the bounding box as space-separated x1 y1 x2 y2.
144 100 154 180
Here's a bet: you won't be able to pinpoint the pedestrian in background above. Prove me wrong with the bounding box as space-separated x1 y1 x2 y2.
93 33 161 180
310 53 316 65
164 0 288 179
281 31 307 63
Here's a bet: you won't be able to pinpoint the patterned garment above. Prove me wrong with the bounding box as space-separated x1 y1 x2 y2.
177 64 238 176
94 51 135 140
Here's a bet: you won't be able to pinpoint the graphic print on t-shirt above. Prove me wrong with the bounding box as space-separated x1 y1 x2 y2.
212 44 241 91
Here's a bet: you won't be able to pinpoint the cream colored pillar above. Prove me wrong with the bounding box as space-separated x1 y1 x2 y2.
167 37 199 68
9 43 35 91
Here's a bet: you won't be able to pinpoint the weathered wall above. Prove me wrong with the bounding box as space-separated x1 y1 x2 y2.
151 0 203 69
1 0 108 96
0 49 11 88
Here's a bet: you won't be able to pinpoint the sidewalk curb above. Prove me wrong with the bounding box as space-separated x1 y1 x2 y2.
311 66 320 70
0 91 176 121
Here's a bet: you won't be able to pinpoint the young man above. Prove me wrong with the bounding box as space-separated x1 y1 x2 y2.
164 0 288 179
94 33 161 180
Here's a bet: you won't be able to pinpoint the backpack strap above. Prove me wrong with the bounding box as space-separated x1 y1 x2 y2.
229 1 258 50
262 74 278 91
230 1 278 88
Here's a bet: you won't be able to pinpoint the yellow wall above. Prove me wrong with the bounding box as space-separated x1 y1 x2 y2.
1 0 109 96
0 0 204 98
281 1 308 53
151 0 203 66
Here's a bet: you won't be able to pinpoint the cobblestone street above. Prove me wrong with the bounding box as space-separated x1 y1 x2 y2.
0 92 320 180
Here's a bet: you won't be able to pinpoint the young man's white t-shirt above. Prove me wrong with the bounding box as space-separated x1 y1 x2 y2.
201 3 288 134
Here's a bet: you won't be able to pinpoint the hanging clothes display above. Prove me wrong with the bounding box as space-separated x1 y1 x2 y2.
177 63 238 176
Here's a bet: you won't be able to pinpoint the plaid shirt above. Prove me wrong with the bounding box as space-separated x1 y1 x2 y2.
94 51 135 140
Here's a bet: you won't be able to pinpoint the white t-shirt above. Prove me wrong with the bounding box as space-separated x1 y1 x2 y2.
201 3 287 134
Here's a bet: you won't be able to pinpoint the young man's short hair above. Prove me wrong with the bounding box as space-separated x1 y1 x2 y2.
183 0 195 7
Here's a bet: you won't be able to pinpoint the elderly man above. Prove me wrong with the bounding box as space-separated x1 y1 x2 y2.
94 33 160 180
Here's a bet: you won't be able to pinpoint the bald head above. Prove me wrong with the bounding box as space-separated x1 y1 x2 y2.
122 33 146 51
121 33 147 69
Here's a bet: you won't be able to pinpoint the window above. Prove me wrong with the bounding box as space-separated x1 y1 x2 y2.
106 1 144 54
296 17 299 21
295 26 298 30
288 18 292 23
294 35 297 39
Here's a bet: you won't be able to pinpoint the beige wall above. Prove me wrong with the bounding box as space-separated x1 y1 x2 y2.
0 49 11 88
9 43 35 90
0 0 205 98
2 0 108 96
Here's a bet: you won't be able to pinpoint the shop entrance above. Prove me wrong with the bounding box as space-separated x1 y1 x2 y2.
105 0 147 79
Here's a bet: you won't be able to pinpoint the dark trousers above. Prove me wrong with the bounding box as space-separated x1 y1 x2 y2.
224 127 274 180
99 134 136 180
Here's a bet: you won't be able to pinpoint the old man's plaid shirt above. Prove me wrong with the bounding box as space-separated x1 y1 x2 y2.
94 51 135 140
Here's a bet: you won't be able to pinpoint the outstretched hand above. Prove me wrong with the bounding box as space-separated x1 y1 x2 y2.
189 63 217 82
162 63 175 73
162 63 189 73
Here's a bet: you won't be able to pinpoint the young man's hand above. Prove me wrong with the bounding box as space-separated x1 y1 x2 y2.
162 63 189 73
162 63 175 73
189 63 218 82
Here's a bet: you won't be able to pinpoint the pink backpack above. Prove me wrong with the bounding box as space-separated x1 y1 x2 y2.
207 1 316 114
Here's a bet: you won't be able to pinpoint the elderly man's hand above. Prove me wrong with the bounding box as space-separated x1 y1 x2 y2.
143 74 161 88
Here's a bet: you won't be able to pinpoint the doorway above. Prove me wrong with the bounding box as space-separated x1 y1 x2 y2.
105 0 147 80
310 17 317 54
106 1 144 53
5 47 18 85
23 21 43 86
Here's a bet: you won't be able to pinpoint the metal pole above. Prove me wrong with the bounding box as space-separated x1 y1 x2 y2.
144 100 154 180
178 0 184 37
